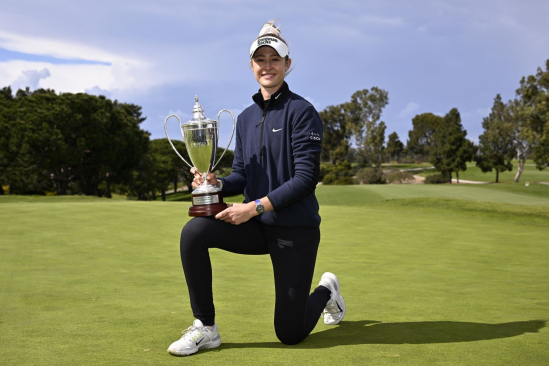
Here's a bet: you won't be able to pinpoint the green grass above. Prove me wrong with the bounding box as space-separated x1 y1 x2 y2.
316 184 549 207
420 162 549 183
0 193 128 203
473 182 549 199
1 187 548 365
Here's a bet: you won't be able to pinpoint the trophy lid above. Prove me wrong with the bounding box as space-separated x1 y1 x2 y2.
185 96 216 128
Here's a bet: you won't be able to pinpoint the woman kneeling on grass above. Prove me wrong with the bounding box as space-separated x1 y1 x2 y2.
167 21 346 356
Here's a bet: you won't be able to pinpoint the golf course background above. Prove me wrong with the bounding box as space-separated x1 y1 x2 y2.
1 182 548 365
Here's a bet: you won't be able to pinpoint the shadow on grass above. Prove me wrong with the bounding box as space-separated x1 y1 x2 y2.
219 320 546 349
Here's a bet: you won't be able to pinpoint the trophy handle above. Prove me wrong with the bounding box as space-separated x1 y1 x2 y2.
164 114 193 169
212 109 236 171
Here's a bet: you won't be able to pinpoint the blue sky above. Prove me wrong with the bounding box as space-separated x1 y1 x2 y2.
1 0 548 149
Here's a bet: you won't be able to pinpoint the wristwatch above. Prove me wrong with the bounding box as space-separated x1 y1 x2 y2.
255 199 265 215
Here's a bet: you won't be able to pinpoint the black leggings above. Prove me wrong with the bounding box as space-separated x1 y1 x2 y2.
179 216 331 345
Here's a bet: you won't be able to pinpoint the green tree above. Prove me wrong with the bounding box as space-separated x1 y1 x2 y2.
0 88 53 194
319 104 352 165
476 95 515 183
321 160 355 185
163 139 191 192
430 108 473 183
386 132 404 162
348 87 389 169
511 60 549 181
407 113 443 161
0 88 149 196
145 139 179 201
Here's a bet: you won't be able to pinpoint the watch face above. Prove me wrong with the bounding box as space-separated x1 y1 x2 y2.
255 201 265 214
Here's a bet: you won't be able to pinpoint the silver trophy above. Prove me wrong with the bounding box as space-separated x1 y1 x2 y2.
164 96 235 216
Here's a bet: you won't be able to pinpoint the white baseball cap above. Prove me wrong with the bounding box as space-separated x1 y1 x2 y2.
249 22 289 59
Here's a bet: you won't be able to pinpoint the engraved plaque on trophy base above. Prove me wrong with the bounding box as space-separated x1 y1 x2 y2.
189 191 227 217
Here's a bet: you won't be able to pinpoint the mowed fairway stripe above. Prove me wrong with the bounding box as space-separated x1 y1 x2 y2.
1 191 548 365
316 185 549 207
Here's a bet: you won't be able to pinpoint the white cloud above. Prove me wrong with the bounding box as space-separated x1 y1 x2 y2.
85 86 112 98
0 26 231 97
0 60 114 93
0 30 126 63
398 102 420 118
0 59 165 95
11 68 50 91
0 31 162 95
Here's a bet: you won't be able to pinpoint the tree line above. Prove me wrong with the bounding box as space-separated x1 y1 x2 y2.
318 59 549 184
0 87 232 199
1 60 547 196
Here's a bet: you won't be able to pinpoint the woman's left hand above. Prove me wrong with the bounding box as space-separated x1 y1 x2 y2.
215 203 257 225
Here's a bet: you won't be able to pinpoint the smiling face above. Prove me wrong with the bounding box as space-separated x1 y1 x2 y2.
251 46 291 99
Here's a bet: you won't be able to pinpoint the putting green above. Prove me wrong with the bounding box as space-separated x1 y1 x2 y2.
1 187 548 365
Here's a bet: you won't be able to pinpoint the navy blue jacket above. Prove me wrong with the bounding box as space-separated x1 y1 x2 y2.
220 82 323 227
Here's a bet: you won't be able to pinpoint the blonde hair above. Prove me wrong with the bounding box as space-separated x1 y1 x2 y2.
258 21 283 38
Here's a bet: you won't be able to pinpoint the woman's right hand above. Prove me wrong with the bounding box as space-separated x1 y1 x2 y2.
191 167 218 189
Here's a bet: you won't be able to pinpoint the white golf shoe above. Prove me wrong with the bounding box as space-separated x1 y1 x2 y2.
319 272 346 325
167 319 221 356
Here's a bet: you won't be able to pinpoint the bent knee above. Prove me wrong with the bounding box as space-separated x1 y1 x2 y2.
275 327 306 346
180 217 214 251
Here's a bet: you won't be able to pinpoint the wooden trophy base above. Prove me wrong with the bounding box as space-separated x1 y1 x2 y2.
189 191 227 217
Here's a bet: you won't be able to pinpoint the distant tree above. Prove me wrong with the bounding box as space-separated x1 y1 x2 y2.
386 132 404 162
476 95 515 183
407 113 443 161
0 86 13 100
430 108 473 183
348 87 389 169
535 131 549 170
147 139 180 201
144 139 234 199
0 88 149 195
319 104 352 165
0 88 55 194
355 167 385 184
453 139 475 183
511 60 549 182
214 147 234 175
321 160 355 185
368 121 386 169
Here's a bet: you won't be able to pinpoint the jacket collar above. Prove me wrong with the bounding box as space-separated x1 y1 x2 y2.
252 81 291 110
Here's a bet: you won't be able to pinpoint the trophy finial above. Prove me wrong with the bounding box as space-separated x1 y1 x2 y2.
192 95 206 120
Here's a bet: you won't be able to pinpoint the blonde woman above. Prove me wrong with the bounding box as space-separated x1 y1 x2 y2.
168 21 345 356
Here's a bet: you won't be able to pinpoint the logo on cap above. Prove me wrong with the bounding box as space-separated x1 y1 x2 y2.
258 37 279 46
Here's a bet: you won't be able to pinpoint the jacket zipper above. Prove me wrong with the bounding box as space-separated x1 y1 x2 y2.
257 99 271 156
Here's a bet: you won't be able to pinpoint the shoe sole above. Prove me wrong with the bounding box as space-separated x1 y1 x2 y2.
321 272 346 325
167 338 222 356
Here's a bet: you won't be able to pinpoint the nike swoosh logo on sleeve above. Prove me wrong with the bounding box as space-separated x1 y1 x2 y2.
272 128 282 132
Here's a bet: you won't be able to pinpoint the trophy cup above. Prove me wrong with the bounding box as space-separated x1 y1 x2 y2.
164 96 235 216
